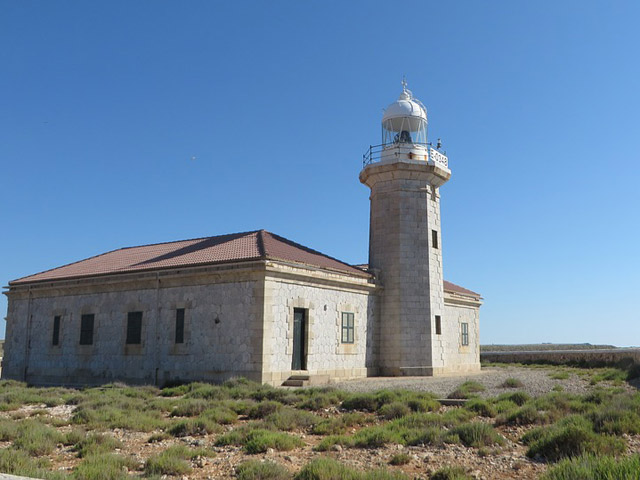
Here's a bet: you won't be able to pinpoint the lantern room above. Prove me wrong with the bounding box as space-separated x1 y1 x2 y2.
381 80 428 145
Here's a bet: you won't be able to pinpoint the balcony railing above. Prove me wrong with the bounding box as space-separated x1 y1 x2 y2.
362 143 449 169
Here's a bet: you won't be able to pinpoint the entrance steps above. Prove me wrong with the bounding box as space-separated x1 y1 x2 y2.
281 374 329 387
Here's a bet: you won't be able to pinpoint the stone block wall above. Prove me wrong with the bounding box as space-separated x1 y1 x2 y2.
261 271 377 385
437 301 481 374
2 271 264 386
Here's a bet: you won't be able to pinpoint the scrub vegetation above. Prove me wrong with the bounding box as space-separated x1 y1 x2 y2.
0 363 636 479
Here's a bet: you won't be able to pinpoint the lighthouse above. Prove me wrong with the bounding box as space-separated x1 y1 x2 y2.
360 81 452 376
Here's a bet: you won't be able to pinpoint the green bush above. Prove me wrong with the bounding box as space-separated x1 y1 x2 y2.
313 434 353 452
447 381 486 399
144 445 204 476
167 417 222 437
550 371 570 380
311 412 366 436
451 423 504 448
264 407 318 431
465 398 496 418
501 378 524 388
378 402 411 420
243 429 305 454
498 405 542 426
13 419 64 456
525 418 626 462
388 453 411 466
294 457 408 480
0 448 65 480
73 432 121 457
430 466 472 480
236 460 291 480
249 400 283 419
542 454 640 480
342 393 379 412
169 398 210 417
74 453 137 480
201 406 238 424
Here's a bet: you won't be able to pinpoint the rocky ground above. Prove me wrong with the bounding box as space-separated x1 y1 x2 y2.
1 365 638 480
329 365 636 397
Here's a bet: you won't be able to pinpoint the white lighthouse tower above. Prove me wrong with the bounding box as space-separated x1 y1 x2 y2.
360 81 452 376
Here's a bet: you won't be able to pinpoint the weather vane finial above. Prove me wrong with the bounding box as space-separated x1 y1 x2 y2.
401 76 408 92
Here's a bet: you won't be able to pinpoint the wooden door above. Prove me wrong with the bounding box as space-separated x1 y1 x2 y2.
292 308 307 370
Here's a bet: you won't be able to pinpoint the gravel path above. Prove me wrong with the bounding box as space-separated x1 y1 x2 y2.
328 365 636 398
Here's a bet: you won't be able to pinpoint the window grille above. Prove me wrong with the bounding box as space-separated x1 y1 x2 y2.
341 312 354 344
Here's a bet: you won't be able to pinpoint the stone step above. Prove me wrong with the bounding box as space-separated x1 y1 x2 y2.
282 379 307 387
288 375 310 381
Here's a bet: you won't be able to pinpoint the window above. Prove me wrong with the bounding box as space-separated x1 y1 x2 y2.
461 322 469 346
175 308 185 344
432 230 439 249
80 314 94 345
52 316 61 346
126 311 143 345
341 312 354 344
435 315 441 335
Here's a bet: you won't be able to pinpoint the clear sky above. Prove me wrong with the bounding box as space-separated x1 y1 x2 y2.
1 1 639 346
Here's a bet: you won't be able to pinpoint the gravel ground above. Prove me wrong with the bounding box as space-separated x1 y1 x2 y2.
328 365 636 398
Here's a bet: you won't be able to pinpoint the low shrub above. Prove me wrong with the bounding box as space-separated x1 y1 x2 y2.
73 433 121 458
430 466 472 480
313 435 353 452
264 407 318 431
550 371 570 380
167 417 222 437
378 402 411 420
144 444 208 476
243 429 305 454
342 393 379 412
13 419 64 456
525 417 626 462
451 423 504 448
74 453 137 480
497 391 531 406
236 460 291 480
0 448 64 480
249 400 283 419
311 412 366 436
542 453 640 480
448 381 486 399
501 378 524 388
388 453 411 466
465 398 496 418
498 405 542 426
169 398 210 417
294 457 408 480
201 406 238 424
147 432 170 443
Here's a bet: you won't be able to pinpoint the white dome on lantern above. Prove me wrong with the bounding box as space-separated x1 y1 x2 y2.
382 84 427 132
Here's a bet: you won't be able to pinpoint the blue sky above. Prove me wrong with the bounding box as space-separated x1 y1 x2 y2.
1 1 639 346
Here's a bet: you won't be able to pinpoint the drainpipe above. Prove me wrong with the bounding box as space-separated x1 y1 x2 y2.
23 286 33 382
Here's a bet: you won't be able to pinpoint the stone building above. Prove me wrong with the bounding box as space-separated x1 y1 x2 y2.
2 84 482 386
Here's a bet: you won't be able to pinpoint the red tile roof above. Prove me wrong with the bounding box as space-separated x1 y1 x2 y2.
443 280 481 298
10 230 371 285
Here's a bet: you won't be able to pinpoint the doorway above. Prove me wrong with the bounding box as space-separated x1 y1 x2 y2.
291 308 307 370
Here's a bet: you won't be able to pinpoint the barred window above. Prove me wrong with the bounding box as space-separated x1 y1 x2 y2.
341 312 354 344
126 311 143 345
52 316 61 346
80 314 94 345
435 315 441 335
461 322 469 346
175 308 185 344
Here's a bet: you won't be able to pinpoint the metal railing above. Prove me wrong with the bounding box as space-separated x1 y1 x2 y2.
362 143 448 169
